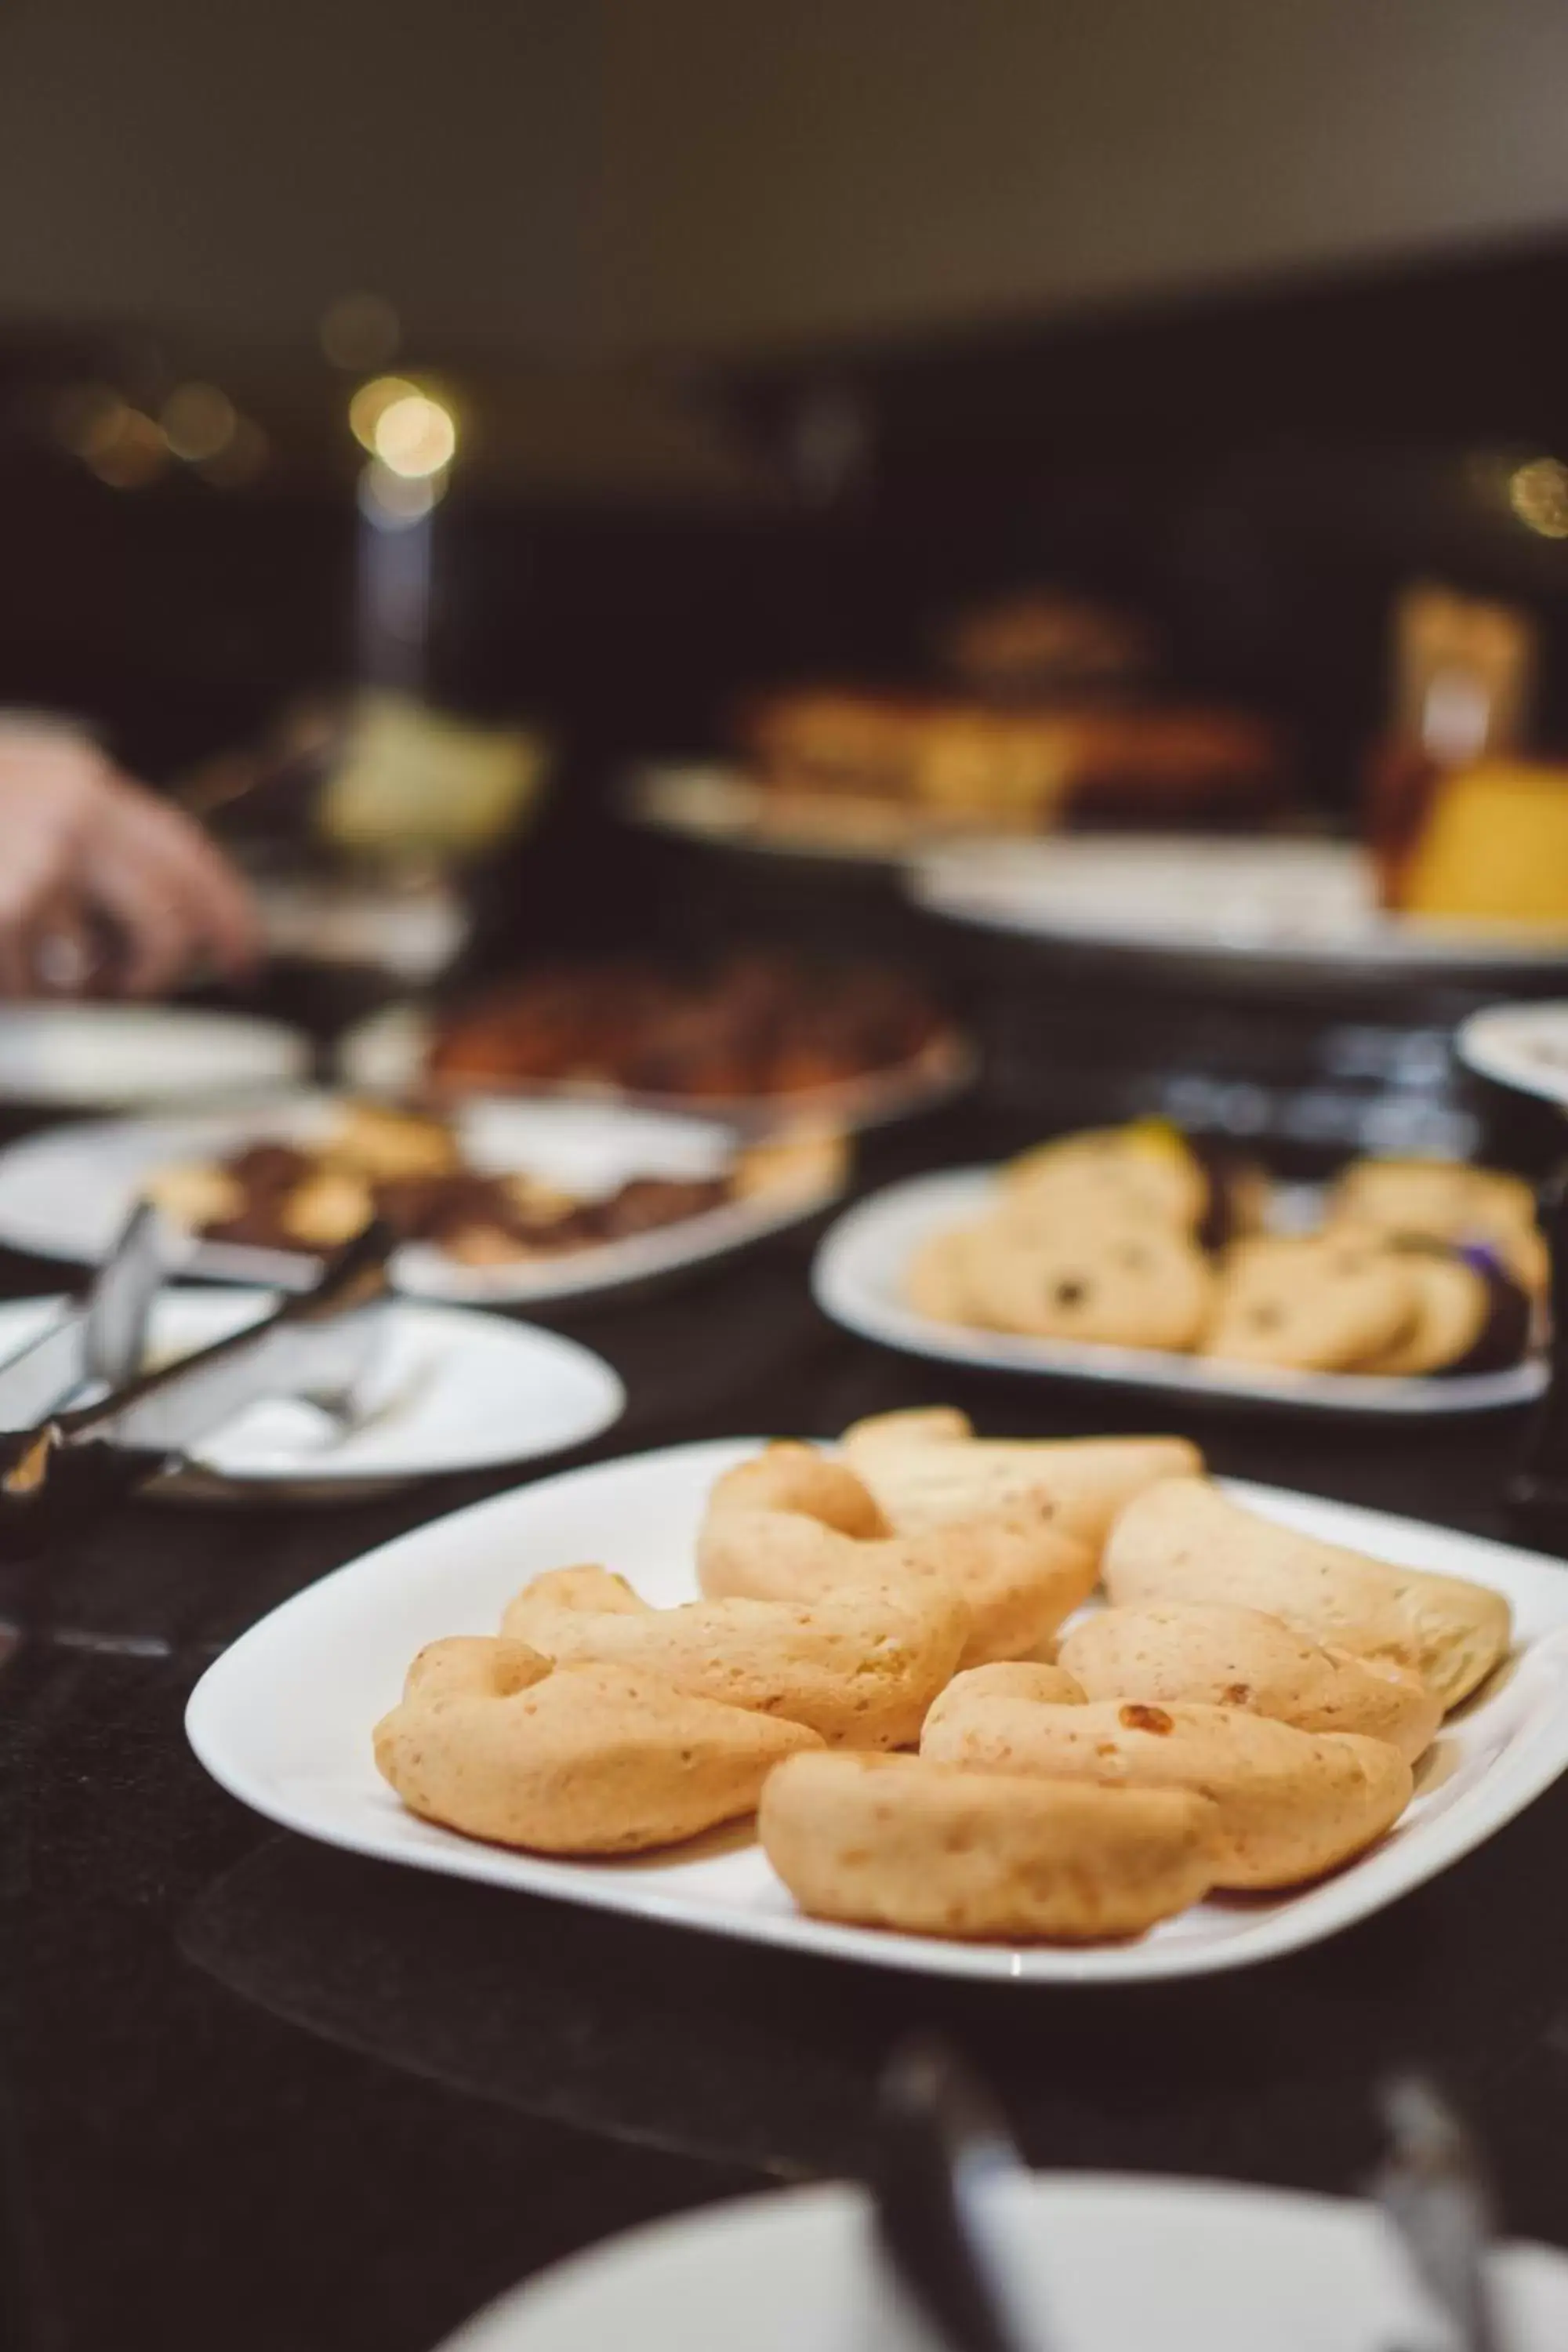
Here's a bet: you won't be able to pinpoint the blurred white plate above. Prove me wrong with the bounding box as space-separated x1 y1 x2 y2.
0 1091 841 1306
0 1002 309 1106
621 760 947 867
438 2172 1568 2352
257 874 470 982
911 835 1568 971
1459 1000 1568 1108
186 1438 1568 1983
0 1289 622 1492
812 1168 1545 1416
339 1002 975 1138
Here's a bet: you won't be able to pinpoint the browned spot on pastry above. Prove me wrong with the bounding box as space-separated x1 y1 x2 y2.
1221 1682 1252 1707
1120 1702 1174 1734
1053 1278 1088 1307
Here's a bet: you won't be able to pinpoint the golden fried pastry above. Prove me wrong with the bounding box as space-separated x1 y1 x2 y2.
920 1658 1087 1711
699 1446 892 1573
920 1680 1412 1889
966 1217 1214 1350
501 1172 580 1225
730 1128 851 1206
842 1409 1202 1555
1102 1478 1511 1710
326 1102 461 1181
1352 1247 1519 1377
903 1226 985 1323
1327 1157 1546 1296
280 1167 375 1250
1000 1120 1211 1230
697 1443 1096 1669
1203 1234 1419 1373
739 688 1281 827
373 1635 822 1853
143 1161 245 1230
757 1750 1221 1941
1059 1602 1441 1763
500 1563 966 1749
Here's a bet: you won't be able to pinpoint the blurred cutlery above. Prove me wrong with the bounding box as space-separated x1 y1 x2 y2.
868 2038 1044 2352
1376 2073 1505 2352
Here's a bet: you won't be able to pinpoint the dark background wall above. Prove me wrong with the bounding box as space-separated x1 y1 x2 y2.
2 0 1568 834
3 0 1568 358
596 0 1568 356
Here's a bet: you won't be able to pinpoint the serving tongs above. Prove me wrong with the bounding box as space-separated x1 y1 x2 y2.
866 2038 1044 2352
0 1215 395 1555
0 1200 170 1432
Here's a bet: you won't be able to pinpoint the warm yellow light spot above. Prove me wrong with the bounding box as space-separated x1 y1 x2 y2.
80 404 167 489
1508 456 1568 538
161 382 237 463
372 391 457 480
349 376 419 453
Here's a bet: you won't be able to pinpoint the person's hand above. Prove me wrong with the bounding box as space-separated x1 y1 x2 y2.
0 728 261 997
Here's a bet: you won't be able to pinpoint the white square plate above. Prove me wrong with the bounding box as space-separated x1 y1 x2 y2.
187 1439 1568 1983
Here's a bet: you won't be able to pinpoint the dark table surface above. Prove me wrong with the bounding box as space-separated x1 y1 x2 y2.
7 1094 1568 2352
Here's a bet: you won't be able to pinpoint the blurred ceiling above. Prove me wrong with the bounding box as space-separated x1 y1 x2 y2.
3 0 1568 363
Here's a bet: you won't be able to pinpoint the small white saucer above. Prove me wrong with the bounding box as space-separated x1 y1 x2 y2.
0 1002 309 1106
0 1290 624 1498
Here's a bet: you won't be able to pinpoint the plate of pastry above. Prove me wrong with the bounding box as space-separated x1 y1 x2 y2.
812 1120 1547 1414
437 2172 1568 2352
0 1093 847 1306
909 835 1568 975
625 670 1283 865
622 761 931 866
187 1410 1568 1984
337 953 975 1135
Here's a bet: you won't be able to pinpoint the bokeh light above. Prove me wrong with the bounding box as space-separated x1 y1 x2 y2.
161 382 237 463
372 391 457 479
348 375 419 452
67 397 168 488
1508 456 1568 538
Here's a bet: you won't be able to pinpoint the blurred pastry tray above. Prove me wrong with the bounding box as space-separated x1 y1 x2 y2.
813 1168 1546 1416
909 835 1568 983
338 1000 977 1137
620 760 1005 868
0 1093 849 1312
